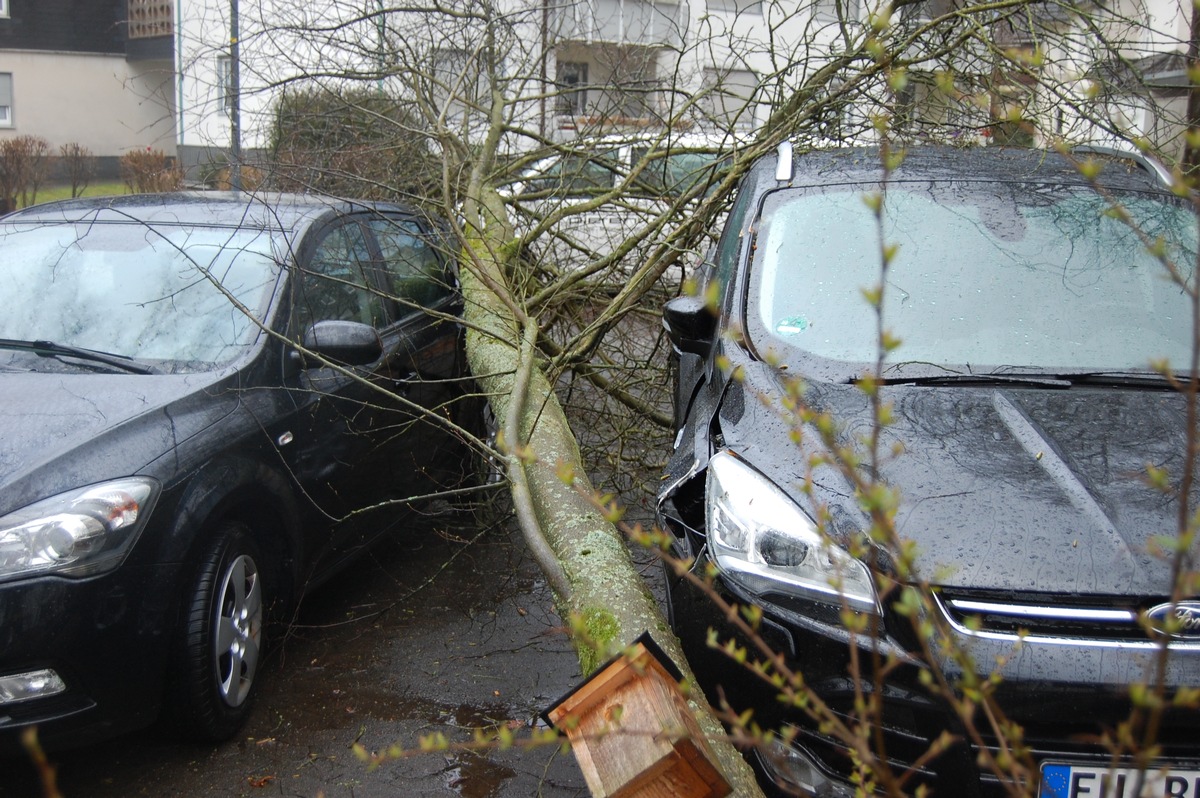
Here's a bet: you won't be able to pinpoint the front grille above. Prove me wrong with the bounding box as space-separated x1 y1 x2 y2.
935 589 1176 643
770 591 1200 796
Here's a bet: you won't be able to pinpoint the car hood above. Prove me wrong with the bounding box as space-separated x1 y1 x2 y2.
723 362 1192 598
0 370 235 512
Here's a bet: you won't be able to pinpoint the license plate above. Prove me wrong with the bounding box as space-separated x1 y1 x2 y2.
1039 762 1200 798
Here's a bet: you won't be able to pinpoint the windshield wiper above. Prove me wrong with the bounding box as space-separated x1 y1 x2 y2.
860 370 1183 390
1057 371 1178 389
865 372 1071 388
0 338 158 375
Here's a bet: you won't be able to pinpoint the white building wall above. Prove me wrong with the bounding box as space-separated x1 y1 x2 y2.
177 0 783 156
176 0 400 157
1143 0 1189 53
172 0 1194 161
0 49 174 156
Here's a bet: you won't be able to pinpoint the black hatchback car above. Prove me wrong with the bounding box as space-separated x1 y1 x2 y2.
659 146 1200 796
0 193 477 749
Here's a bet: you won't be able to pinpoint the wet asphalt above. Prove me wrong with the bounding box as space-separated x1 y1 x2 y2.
3 502 601 797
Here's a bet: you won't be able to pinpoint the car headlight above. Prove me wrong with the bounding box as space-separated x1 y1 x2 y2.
706 451 878 615
0 478 158 583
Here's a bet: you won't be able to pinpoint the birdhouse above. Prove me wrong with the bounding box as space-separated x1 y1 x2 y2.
544 632 731 798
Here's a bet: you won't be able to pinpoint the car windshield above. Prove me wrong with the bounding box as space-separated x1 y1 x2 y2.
0 221 281 373
748 181 1198 379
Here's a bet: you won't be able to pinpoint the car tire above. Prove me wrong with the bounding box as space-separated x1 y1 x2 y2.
168 521 265 741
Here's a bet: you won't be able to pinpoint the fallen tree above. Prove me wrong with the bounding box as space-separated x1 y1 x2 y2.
455 173 765 792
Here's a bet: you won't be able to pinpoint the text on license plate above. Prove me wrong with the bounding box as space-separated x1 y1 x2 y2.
1040 763 1200 798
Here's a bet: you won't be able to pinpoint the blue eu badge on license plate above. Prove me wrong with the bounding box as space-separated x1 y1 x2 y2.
1040 762 1200 798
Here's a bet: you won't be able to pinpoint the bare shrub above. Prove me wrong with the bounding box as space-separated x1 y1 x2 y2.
120 147 184 193
209 164 266 191
0 135 51 210
58 143 97 198
267 86 437 201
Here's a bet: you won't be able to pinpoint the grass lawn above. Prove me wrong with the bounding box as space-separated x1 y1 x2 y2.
19 180 128 208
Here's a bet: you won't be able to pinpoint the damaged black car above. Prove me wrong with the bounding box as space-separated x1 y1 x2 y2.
659 145 1200 797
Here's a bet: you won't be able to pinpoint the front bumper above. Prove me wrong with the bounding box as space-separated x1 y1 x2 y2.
664 545 1200 797
0 562 179 751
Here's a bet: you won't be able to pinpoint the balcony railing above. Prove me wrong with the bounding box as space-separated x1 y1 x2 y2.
552 0 685 47
127 0 174 39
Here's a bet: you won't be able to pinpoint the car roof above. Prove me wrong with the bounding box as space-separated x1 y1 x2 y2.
2 191 425 233
538 129 747 152
762 144 1174 193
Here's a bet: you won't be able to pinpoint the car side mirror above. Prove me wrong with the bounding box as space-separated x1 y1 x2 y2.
293 320 383 367
663 295 717 356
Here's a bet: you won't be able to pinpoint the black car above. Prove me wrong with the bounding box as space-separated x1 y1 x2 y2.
0 192 478 749
659 146 1200 796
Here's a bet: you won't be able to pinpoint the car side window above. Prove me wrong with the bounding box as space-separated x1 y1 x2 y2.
526 150 620 195
630 147 726 198
367 218 451 315
295 222 386 332
714 182 755 298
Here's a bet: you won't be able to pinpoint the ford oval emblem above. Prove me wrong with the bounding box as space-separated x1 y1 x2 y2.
1146 601 1200 639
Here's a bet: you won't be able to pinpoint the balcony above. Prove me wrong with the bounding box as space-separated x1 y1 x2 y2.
125 0 173 61
552 0 685 48
127 0 174 39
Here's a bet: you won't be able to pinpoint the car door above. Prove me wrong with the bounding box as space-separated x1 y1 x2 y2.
363 212 465 492
273 210 464 578
281 214 404 572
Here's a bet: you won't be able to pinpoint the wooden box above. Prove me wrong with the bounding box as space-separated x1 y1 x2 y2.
544 633 731 798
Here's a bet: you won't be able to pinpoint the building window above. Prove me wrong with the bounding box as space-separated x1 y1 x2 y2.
432 48 486 115
556 0 685 48
0 0 9 19
707 0 760 13
700 68 758 126
0 73 13 128
899 0 949 22
557 62 589 115
217 56 233 115
814 0 860 21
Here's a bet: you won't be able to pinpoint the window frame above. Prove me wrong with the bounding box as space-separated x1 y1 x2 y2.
216 56 234 116
556 61 589 116
292 219 389 335
0 1 9 19
0 72 13 128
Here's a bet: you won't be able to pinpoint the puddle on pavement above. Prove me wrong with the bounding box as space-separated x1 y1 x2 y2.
442 750 518 798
